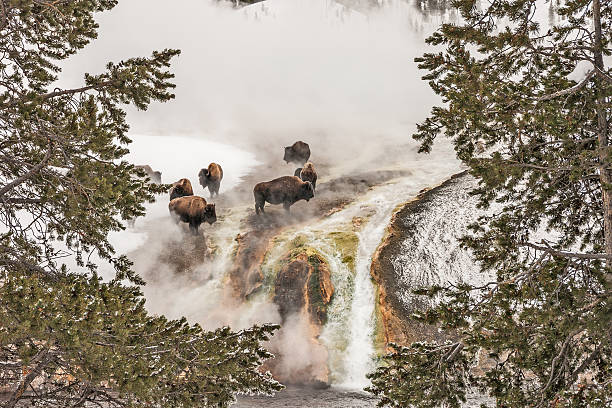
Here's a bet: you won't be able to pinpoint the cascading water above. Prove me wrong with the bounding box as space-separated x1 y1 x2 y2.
242 157 463 387
330 169 464 386
339 211 380 388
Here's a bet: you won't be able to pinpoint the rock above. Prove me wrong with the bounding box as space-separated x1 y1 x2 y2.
370 171 480 349
311 379 331 390
266 249 334 386
273 252 334 328
157 234 211 275
273 256 309 317
228 231 276 299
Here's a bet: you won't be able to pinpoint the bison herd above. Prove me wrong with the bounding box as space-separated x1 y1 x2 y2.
160 141 317 235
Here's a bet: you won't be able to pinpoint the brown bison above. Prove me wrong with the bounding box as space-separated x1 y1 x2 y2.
135 165 162 184
283 141 311 165
169 178 193 201
297 162 317 191
253 176 314 215
168 195 217 234
198 163 224 197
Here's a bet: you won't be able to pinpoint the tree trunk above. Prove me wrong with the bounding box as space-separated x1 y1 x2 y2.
592 0 612 268
5 348 52 408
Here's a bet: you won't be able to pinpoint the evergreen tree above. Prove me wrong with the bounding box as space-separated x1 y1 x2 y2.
0 1 281 406
367 0 611 406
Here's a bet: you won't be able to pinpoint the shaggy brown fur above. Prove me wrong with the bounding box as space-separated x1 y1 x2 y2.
169 178 194 201
299 162 317 191
198 163 224 197
135 165 162 184
168 195 217 235
283 141 311 165
253 176 315 215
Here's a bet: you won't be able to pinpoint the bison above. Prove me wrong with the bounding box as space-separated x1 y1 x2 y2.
253 176 314 215
297 162 317 191
135 165 162 184
168 195 217 235
283 141 311 165
169 178 193 201
198 163 224 197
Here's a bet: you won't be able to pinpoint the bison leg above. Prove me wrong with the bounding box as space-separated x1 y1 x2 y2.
189 221 199 235
283 202 291 212
254 194 265 215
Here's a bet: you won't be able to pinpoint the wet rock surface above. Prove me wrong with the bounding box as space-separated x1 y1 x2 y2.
218 156 408 308
229 230 277 299
273 252 334 327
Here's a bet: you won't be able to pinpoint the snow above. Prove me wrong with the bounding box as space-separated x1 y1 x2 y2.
124 134 258 190
567 60 593 83
390 175 493 310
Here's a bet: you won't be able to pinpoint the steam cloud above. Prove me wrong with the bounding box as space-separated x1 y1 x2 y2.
59 0 456 168
55 0 462 386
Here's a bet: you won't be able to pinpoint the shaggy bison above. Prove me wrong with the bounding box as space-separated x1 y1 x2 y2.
168 195 217 235
135 165 162 184
253 176 314 215
283 141 310 165
297 162 317 191
169 178 193 201
198 163 224 197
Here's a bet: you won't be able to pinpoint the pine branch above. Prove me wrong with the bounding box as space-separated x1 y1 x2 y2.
5 348 54 408
536 70 596 101
538 330 581 407
443 342 464 363
2 80 116 108
521 241 612 260
0 142 53 199
595 66 612 84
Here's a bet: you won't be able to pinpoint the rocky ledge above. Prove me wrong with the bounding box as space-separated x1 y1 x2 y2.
370 171 486 348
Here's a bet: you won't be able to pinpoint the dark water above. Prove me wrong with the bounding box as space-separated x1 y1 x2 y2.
234 386 491 407
234 387 378 408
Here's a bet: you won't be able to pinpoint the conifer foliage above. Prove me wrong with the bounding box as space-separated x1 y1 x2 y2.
0 1 280 406
367 0 611 406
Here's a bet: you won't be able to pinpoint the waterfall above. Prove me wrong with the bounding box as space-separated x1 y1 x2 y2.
340 195 388 388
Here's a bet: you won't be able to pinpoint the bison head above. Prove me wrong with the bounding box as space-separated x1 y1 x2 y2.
300 181 315 201
170 178 193 200
173 178 188 189
203 203 217 224
198 169 209 190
